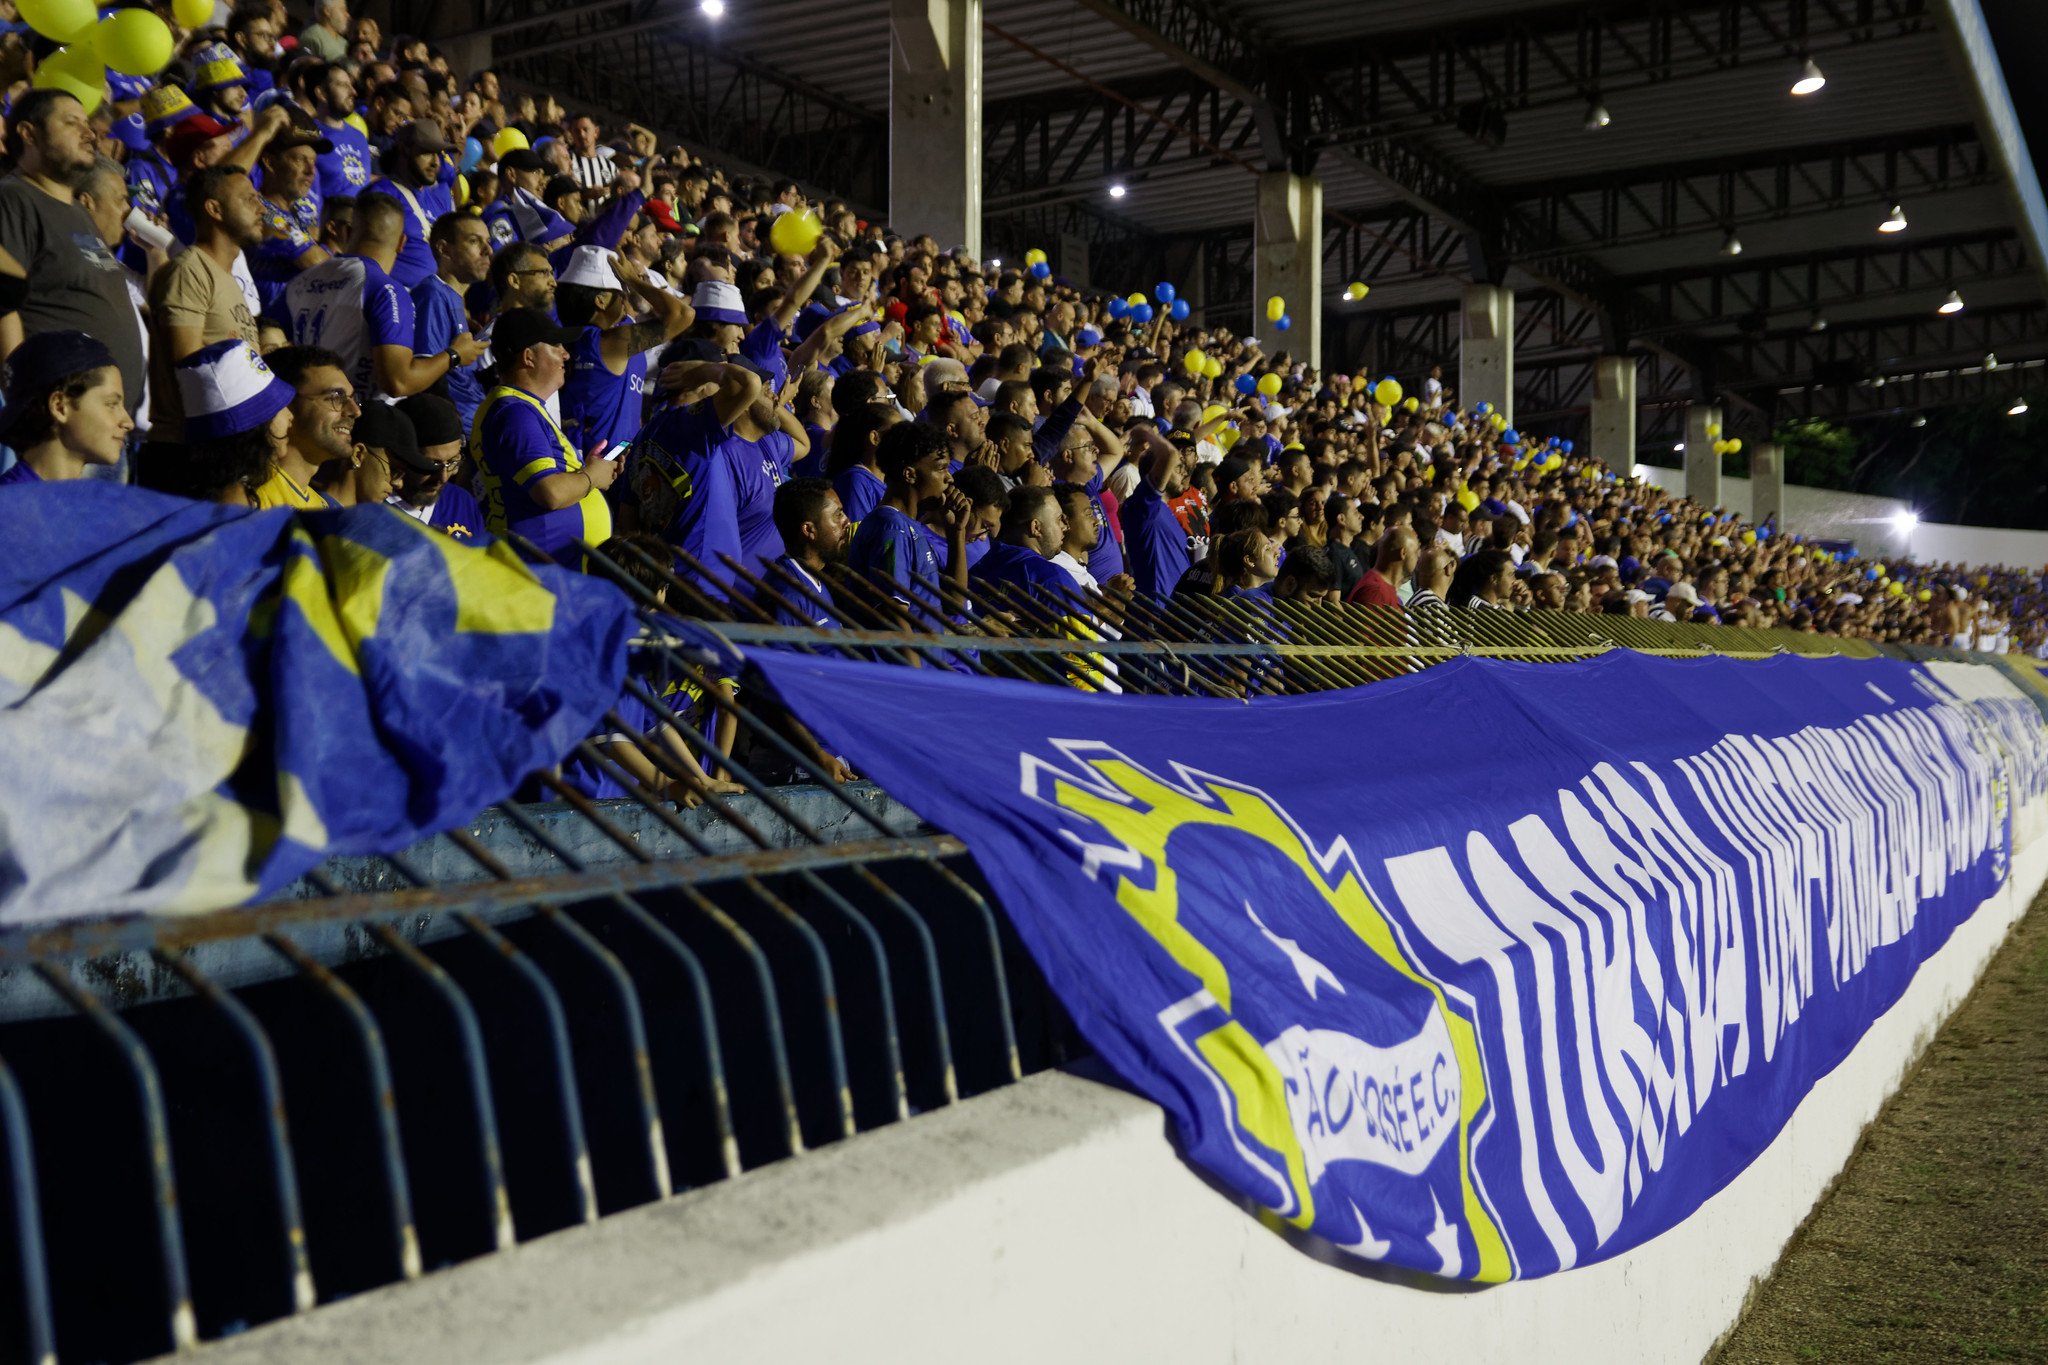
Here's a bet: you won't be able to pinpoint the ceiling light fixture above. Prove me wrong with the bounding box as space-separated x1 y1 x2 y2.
2010 398 2030 416
699 0 725 13
1809 313 1828 332
1911 415 1928 428
1939 290 1965 315
1108 183 1127 198
1791 58 1826 95
1720 229 1743 257
1585 102 1611 131
1880 204 1907 233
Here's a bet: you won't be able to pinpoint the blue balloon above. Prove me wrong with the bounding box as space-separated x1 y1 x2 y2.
1029 260 1051 279
1106 297 1129 319
1561 440 1574 453
1235 374 1258 395
1155 282 1176 302
461 136 483 171
1865 568 1881 582
1275 313 1291 331
1475 401 1492 415
1131 302 1154 323
1501 428 1521 444
1170 298 1190 321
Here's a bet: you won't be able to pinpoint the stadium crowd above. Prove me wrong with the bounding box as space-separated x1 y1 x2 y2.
0 0 2041 779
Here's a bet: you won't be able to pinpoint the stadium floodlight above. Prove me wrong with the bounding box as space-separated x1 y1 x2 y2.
1893 512 1919 531
2009 398 2030 416
1720 229 1743 257
1912 415 1928 428
1939 290 1965 315
700 0 725 14
1585 103 1611 131
1880 204 1907 233
1792 59 1826 95
1108 183 1127 198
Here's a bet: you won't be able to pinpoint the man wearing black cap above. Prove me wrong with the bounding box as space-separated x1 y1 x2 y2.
389 392 484 542
361 120 456 288
482 148 573 253
475 307 616 565
314 400 408 507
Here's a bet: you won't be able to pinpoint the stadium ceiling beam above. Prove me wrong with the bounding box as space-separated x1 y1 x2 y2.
1291 0 1938 151
1714 301 2048 391
1497 125 1997 259
1771 356 2046 421
1617 229 2031 338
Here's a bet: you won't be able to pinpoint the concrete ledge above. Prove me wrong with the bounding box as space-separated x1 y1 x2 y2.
174 805 2048 1365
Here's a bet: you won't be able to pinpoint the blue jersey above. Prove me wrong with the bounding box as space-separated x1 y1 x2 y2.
969 540 1070 596
728 429 789 577
1120 473 1192 597
0 461 40 486
832 463 886 528
282 253 415 401
561 326 647 460
793 423 831 480
250 192 322 313
315 119 374 199
628 402 742 591
1081 467 1125 581
411 273 483 430
756 554 840 629
848 504 944 615
474 385 613 565
481 186 573 251
361 176 453 287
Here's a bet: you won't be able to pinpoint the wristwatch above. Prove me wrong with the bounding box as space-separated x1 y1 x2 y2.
445 345 462 368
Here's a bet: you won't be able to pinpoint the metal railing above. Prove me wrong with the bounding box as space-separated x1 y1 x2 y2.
2 540 2039 1365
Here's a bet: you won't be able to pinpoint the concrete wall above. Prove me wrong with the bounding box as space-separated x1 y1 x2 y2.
1905 520 2048 571
179 793 2048 1365
1631 465 1913 557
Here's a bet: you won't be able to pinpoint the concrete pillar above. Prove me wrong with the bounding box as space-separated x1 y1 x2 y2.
1253 172 1321 368
1751 441 1784 532
1684 403 1725 510
889 0 982 256
1589 354 1637 473
1460 284 1514 423
1057 231 1090 289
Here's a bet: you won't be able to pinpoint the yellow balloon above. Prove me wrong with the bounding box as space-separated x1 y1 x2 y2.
170 0 212 26
1726 438 1742 454
1257 372 1282 398
1265 295 1285 322
1740 530 1757 545
1917 589 1933 602
1401 396 1419 412
1202 403 1227 424
1705 423 1722 439
32 44 102 111
1887 581 1904 597
1126 292 1146 309
1204 355 1224 378
19 0 93 42
1490 412 1506 430
492 126 529 158
1217 427 1240 450
769 208 821 257
1455 488 1479 512
1373 378 1401 406
1344 282 1368 301
1024 248 1046 266
1183 347 1206 375
93 8 172 75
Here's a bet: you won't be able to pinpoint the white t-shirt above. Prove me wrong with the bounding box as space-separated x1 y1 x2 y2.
1052 549 1098 590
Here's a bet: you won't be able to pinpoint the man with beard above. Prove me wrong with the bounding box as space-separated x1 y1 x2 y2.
387 393 483 542
0 90 146 416
248 119 334 312
257 346 359 509
758 476 848 629
307 63 375 201
361 120 455 288
144 164 265 456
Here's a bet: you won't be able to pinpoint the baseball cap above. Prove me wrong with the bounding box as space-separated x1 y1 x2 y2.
497 147 545 173
493 307 580 363
1665 582 1702 607
161 112 233 172
175 339 295 443
395 393 464 454
0 331 116 438
352 402 423 471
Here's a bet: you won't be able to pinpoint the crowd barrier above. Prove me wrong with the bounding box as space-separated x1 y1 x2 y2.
3 569 2046 1363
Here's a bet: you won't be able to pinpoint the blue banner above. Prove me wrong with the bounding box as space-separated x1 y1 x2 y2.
745 645 2048 1280
0 484 635 923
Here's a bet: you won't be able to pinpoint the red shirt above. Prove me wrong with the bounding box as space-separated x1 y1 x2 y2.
1348 567 1402 607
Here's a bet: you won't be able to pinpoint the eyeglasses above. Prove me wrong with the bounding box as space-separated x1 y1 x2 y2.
304 387 357 413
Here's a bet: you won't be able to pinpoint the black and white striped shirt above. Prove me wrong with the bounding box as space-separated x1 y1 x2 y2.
567 146 615 191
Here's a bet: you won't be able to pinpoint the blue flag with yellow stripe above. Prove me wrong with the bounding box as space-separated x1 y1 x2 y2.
0 483 635 924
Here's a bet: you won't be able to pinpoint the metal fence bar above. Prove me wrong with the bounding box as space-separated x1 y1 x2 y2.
0 1048 54 1365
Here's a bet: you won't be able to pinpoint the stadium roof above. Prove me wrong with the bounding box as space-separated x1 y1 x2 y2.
471 0 2048 444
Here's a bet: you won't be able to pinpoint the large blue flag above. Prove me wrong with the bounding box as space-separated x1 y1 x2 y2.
745 645 2048 1280
0 484 635 922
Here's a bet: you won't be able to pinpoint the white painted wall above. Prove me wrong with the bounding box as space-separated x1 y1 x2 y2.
188 786 2048 1365
1630 465 2048 568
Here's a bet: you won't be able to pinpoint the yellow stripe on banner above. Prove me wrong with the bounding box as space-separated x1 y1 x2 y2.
280 529 360 675
316 533 392 649
514 456 561 484
401 514 558 635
